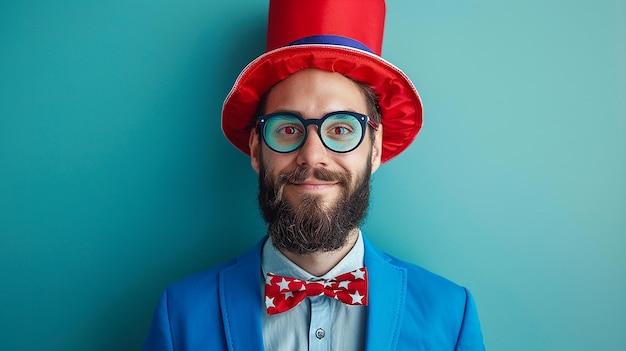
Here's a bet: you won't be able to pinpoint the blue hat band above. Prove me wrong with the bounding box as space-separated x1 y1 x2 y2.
288 35 375 54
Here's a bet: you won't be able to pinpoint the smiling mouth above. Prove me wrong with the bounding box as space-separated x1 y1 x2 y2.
290 182 337 186
288 181 340 191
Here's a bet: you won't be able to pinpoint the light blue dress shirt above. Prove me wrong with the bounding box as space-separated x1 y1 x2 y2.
261 232 367 351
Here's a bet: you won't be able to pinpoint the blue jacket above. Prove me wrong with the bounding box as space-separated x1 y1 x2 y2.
143 236 485 350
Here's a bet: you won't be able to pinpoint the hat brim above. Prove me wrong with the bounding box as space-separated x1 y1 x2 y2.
222 44 423 163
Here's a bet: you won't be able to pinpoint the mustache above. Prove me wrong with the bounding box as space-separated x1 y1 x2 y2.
279 166 348 184
264 166 351 207
260 164 372 255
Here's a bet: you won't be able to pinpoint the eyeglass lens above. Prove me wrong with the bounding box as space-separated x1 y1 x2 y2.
261 113 365 153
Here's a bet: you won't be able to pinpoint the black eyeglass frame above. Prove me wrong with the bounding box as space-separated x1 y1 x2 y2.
256 111 380 154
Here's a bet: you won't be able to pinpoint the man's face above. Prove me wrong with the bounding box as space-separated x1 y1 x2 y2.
248 69 383 254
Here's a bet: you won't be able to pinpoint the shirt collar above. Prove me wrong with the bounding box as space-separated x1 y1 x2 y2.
261 231 365 281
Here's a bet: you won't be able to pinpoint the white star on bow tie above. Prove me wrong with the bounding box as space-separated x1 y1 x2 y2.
349 291 365 304
351 269 366 280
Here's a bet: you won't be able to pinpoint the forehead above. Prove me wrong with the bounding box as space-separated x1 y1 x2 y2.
264 69 367 117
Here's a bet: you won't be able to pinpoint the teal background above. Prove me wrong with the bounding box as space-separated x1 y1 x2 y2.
1 0 624 350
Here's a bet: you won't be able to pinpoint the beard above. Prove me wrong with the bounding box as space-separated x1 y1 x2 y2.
258 155 372 255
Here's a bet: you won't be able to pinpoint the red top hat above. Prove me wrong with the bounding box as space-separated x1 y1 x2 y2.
221 0 423 163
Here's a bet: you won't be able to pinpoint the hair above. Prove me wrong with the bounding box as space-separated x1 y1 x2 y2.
258 153 373 254
352 79 381 143
353 79 382 124
252 73 382 142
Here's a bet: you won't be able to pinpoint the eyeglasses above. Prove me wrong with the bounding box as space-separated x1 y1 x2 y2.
256 111 379 153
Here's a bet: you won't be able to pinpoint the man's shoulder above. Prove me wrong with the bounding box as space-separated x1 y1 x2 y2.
367 242 476 331
365 239 469 298
364 239 485 349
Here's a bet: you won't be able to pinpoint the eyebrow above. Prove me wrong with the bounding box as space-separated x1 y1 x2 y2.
264 109 361 117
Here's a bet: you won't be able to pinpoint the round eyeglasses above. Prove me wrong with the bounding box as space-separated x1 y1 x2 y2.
256 111 379 153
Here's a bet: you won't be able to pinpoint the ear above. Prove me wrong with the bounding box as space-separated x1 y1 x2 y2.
370 124 383 174
249 129 261 174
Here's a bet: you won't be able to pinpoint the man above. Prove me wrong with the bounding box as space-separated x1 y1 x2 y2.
143 0 485 350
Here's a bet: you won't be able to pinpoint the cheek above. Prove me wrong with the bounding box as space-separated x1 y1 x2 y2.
344 155 372 188
260 147 295 176
340 152 370 174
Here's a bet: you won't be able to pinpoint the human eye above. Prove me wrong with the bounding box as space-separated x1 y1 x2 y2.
268 121 304 145
276 124 303 136
265 115 303 138
324 116 359 139
328 125 353 136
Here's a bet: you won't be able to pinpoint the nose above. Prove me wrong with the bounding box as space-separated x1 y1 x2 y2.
296 126 330 167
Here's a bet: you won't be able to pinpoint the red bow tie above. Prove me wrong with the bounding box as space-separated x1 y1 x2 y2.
264 267 368 315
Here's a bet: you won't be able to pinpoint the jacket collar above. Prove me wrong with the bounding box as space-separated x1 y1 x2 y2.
218 237 267 351
218 235 407 351
363 235 407 351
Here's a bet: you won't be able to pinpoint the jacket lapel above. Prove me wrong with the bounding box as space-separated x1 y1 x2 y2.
216 235 407 350
219 238 266 351
363 236 407 351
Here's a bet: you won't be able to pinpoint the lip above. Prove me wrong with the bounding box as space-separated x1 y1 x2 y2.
288 181 339 191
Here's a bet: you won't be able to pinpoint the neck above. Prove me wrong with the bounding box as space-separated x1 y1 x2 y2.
280 228 360 277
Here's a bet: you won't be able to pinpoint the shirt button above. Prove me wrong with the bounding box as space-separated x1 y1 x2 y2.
315 328 325 339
